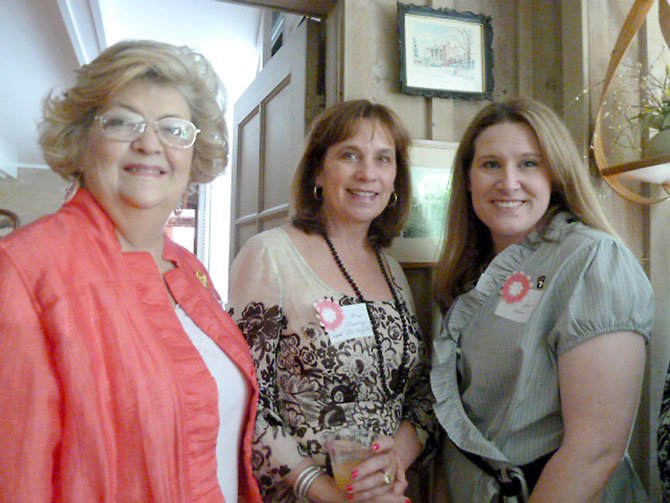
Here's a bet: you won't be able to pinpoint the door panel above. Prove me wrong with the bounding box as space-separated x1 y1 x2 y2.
237 111 261 216
261 215 285 232
264 80 297 209
230 19 321 260
238 222 257 250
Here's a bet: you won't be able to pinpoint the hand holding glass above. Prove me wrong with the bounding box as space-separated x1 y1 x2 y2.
325 427 376 489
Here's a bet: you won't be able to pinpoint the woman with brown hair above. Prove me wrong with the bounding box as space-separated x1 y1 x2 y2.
229 99 435 502
432 97 653 502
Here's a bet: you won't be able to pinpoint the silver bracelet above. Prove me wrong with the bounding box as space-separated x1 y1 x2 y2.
298 467 322 500
293 465 317 494
294 465 323 500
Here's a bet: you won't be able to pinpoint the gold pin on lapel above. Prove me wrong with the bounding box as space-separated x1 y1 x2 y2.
196 271 208 288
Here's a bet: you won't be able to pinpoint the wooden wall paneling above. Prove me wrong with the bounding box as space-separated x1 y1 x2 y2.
518 0 534 97
485 0 522 102
431 0 522 140
530 0 562 110
404 267 436 348
342 0 429 139
428 1 455 141
561 0 590 155
519 0 565 111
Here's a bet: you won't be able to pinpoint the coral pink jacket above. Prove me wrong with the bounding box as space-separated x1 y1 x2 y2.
0 189 262 502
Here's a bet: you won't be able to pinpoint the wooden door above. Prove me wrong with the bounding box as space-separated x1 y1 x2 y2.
230 19 322 260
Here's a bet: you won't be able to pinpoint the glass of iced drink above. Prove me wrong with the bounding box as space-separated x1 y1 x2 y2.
325 427 375 490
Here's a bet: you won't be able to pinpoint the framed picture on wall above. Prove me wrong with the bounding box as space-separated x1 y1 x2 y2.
389 140 457 267
398 3 494 99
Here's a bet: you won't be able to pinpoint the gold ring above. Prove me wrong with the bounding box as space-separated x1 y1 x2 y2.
383 470 393 485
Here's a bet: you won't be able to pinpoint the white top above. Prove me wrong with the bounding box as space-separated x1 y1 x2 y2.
176 305 249 503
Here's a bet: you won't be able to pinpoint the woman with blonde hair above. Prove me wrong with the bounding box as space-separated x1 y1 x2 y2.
432 97 653 502
0 40 261 502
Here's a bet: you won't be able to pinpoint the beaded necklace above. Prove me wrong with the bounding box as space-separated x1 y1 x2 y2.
323 234 410 399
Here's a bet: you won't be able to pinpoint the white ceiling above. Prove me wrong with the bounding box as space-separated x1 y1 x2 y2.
0 0 262 178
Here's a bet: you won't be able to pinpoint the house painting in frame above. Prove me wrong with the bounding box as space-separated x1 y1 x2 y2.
389 140 457 267
398 2 494 99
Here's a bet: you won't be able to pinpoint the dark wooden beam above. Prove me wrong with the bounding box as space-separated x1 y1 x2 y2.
217 0 337 17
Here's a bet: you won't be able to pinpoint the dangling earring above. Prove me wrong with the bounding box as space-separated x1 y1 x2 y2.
313 185 323 201
387 191 398 208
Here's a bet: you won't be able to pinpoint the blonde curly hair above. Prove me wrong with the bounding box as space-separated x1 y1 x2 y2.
39 39 228 184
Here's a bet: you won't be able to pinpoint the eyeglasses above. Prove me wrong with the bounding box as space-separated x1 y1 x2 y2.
94 112 200 148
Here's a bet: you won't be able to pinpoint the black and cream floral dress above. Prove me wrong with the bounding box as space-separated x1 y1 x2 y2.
228 227 435 502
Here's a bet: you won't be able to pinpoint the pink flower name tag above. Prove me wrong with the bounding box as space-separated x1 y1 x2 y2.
315 299 374 344
494 271 543 323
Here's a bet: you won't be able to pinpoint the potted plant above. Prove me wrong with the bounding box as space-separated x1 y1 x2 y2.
639 63 670 158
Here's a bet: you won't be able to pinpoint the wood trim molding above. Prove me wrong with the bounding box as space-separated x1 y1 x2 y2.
56 0 106 64
221 0 337 17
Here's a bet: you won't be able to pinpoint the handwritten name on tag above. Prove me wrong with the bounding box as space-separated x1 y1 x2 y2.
495 289 543 323
327 303 374 344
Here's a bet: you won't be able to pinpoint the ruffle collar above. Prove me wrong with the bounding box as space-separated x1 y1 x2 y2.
438 212 577 346
431 212 577 462
67 188 183 267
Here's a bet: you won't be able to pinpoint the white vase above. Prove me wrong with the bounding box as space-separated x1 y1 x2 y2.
643 129 670 158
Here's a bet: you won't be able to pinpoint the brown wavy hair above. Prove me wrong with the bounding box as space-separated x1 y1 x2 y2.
434 97 616 312
291 99 412 249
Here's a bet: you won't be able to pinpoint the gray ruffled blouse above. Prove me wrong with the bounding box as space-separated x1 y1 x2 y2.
431 212 653 502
